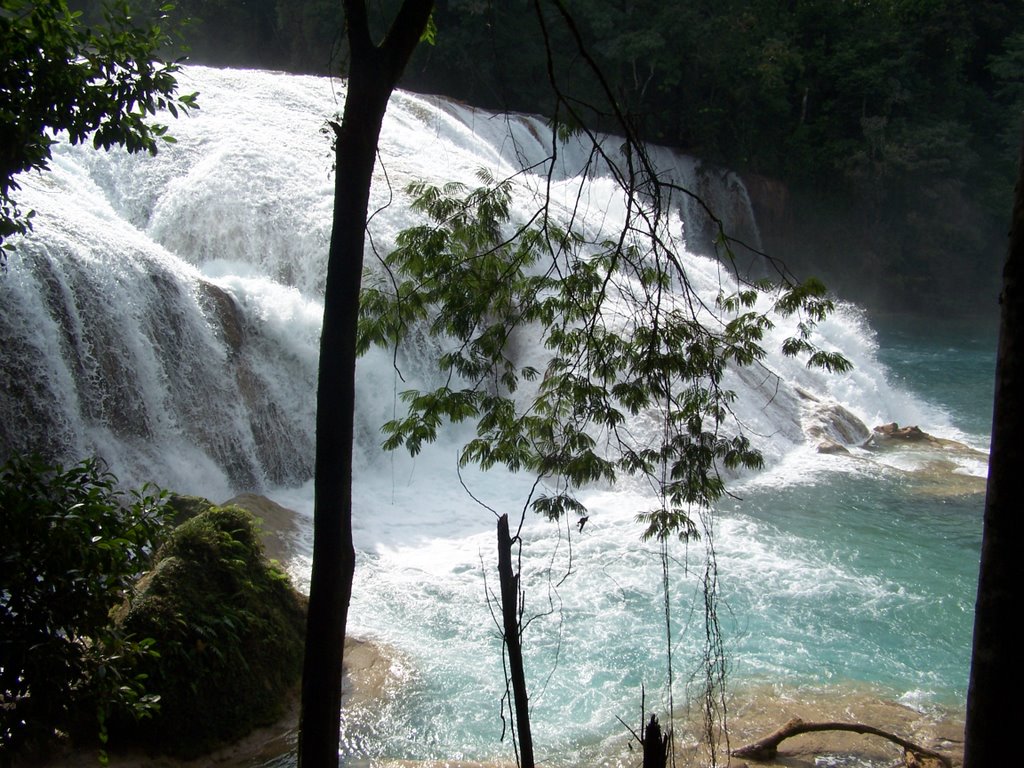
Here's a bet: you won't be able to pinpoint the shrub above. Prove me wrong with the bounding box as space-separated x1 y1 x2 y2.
0 454 167 757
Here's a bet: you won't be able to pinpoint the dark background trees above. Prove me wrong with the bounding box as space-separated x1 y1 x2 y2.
428 0 1019 319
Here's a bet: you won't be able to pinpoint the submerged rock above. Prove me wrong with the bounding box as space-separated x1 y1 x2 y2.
864 422 972 451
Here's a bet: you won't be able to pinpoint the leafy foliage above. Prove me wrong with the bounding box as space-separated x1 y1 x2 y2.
0 0 198 265
360 173 847 540
0 454 167 756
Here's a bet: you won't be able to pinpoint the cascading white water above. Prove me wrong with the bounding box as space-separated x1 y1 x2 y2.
0 66 984 766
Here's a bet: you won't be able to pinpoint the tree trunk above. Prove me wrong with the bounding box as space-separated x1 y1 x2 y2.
963 126 1024 767
298 2 433 766
497 513 535 768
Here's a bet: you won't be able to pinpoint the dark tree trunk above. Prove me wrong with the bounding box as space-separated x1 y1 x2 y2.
298 2 433 766
497 513 535 768
963 127 1024 766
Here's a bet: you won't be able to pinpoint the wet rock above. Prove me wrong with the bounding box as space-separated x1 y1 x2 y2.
867 422 936 445
816 438 851 455
801 395 870 453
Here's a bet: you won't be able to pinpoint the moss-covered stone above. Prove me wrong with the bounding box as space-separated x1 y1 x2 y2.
114 503 305 758
162 493 217 527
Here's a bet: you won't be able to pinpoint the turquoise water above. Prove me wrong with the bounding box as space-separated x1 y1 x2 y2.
720 471 982 706
872 314 998 436
299 316 995 765
717 316 993 705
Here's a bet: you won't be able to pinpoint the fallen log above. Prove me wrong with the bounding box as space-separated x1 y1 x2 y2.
731 717 951 767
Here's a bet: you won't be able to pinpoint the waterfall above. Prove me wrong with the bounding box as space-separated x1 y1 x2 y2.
0 65 919 495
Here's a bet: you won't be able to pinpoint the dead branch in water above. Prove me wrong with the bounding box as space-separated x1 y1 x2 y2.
731 717 952 767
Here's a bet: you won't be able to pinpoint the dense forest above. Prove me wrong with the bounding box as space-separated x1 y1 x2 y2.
72 0 1024 317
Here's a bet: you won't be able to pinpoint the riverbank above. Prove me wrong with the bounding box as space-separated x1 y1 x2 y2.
77 678 965 767
31 636 396 768
719 684 963 766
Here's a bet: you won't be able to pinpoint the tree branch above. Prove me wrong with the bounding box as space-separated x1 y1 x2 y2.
342 0 372 58
380 0 433 84
731 718 952 767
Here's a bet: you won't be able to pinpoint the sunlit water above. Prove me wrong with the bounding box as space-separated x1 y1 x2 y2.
0 66 994 765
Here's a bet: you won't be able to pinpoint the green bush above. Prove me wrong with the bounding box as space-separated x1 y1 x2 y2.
0 454 167 756
114 504 306 758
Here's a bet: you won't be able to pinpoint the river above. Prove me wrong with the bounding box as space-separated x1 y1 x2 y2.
0 66 994 766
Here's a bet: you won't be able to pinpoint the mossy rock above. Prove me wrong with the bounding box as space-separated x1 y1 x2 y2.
114 504 306 758
162 493 217 527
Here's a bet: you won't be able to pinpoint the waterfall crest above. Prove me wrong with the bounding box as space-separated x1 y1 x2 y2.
0 66 941 496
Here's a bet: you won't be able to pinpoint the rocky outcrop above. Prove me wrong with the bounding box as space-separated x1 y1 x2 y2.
867 422 935 444
113 503 306 758
742 172 793 244
223 492 303 564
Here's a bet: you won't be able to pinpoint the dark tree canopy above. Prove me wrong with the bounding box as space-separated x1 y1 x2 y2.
0 455 167 755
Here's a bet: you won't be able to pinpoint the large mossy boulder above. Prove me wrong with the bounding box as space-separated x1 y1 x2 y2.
114 503 305 758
